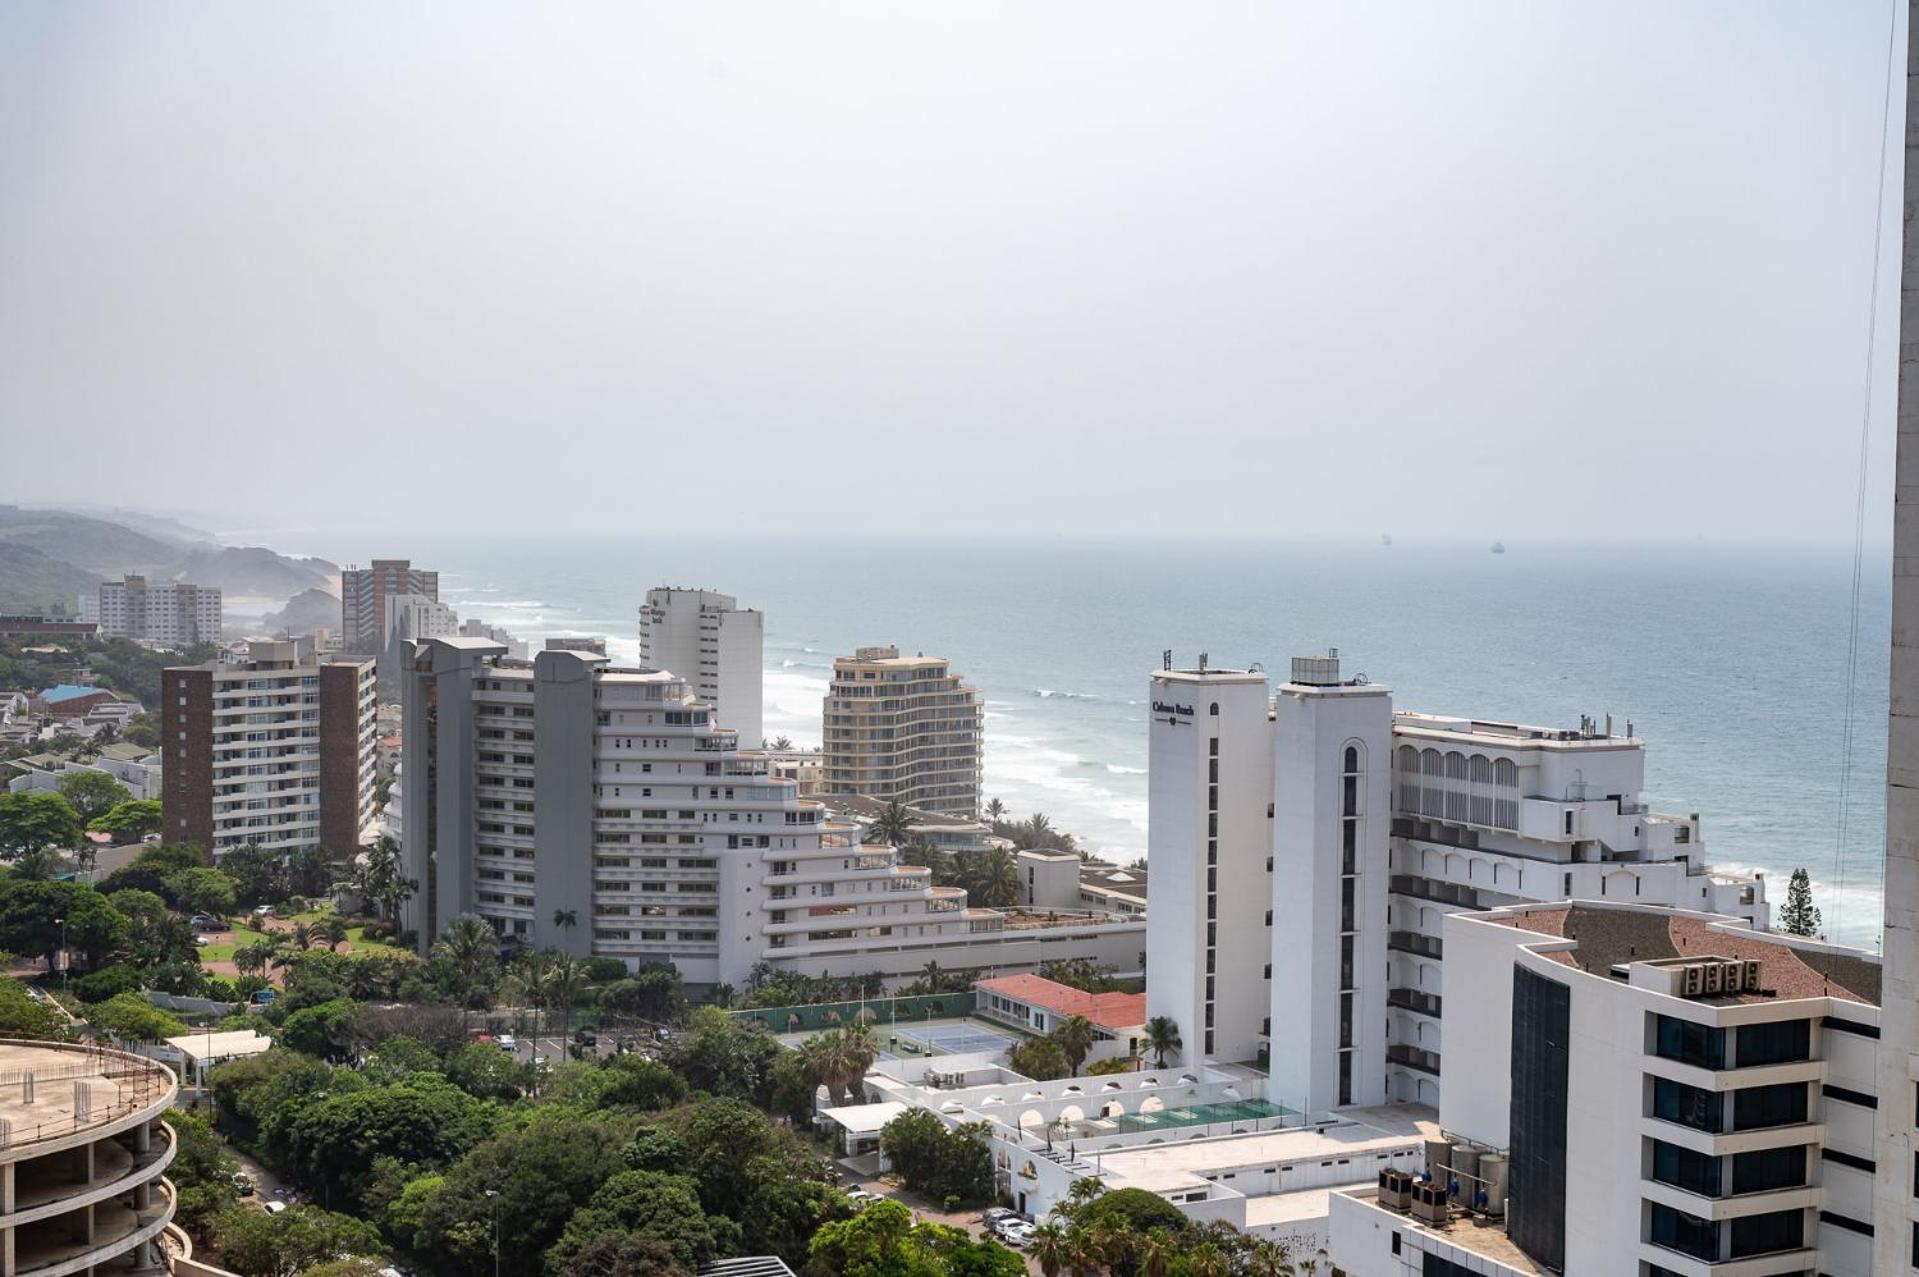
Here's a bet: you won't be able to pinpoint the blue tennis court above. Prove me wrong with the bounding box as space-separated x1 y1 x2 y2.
889 1022 1018 1056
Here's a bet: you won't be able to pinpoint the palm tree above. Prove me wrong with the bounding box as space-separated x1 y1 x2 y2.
1246 1238 1295 1277
973 848 1021 908
1186 1244 1229 1277
542 950 585 1036
505 948 552 1039
985 797 1006 823
1144 1016 1181 1068
234 940 274 980
289 921 315 951
1052 1014 1096 1074
434 915 500 1021
551 909 578 942
1064 1175 1105 1216
1028 1225 1071 1277
871 801 916 846
319 916 347 951
839 1021 877 1101
1134 1229 1179 1277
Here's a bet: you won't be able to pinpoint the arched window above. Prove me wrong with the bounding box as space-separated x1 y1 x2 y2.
1494 758 1518 787
1421 749 1442 777
1397 744 1418 774
1209 702 1219 716
1344 745 1360 773
1445 752 1468 781
1469 754 1491 784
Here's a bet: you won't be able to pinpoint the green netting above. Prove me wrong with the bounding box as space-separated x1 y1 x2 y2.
730 990 978 1033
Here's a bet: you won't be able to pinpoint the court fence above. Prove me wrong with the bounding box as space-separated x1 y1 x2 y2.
730 991 978 1035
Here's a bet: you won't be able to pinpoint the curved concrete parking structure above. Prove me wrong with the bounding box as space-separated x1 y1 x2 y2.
0 1040 179 1277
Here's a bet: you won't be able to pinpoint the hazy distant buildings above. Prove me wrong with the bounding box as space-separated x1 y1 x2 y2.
639 587 764 747
399 638 1135 986
340 559 438 653
822 645 982 819
459 618 527 659
162 640 377 857
85 574 222 647
546 636 608 656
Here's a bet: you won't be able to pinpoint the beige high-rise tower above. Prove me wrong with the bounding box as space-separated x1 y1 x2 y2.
822 645 982 819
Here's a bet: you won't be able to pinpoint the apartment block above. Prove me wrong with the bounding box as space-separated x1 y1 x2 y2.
400 638 1135 987
822 645 982 819
1328 899 1881 1277
161 640 377 857
87 574 222 647
340 559 438 653
639 587 763 747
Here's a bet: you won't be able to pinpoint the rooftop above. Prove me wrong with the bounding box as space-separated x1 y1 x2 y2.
1484 902 1880 1007
1078 861 1148 899
1092 1105 1439 1188
37 684 104 704
1393 711 1638 751
822 794 990 832
974 974 1146 1030
1341 1185 1551 1276
0 1041 175 1149
165 1029 275 1065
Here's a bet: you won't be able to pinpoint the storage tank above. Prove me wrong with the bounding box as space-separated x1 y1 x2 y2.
1479 1153 1509 1216
1450 1146 1481 1200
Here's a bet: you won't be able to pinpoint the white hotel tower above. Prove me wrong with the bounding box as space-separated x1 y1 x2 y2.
400 638 1138 987
1148 648 1767 1115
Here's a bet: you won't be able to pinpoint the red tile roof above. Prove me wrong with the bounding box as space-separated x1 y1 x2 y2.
974 974 1146 1030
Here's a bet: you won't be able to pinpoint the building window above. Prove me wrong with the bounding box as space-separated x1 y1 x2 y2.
1735 1019 1810 1068
1728 1209 1803 1257
1654 1015 1725 1070
1648 1202 1718 1263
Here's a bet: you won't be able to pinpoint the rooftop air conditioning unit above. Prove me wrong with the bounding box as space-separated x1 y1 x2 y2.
1721 961 1746 994
1410 1181 1449 1227
1681 965 1705 998
1378 1169 1413 1211
1703 962 1726 995
1743 960 1762 991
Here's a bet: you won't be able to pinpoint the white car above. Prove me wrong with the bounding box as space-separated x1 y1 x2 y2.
496 1034 518 1051
263 1200 288 1215
996 1222 1035 1247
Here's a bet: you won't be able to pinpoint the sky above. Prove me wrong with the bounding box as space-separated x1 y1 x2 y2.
0 1 1903 543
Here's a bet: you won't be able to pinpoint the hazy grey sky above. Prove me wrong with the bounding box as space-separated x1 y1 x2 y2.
0 2 1901 542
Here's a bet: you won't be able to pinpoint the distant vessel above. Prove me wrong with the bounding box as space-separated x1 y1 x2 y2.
1380 534 1392 547
1491 541 1506 554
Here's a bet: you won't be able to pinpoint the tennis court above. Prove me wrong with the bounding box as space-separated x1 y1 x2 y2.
889 1021 1019 1056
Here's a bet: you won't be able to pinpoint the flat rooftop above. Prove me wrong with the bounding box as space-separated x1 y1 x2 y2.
1343 1186 1551 1276
1488 903 1881 1008
1393 711 1638 751
1094 1106 1439 1188
0 1042 173 1145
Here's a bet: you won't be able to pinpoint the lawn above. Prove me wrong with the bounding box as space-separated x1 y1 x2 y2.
209 904 411 964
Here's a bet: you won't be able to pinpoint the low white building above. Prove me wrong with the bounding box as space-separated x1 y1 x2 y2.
1019 851 1148 917
1326 899 1881 1277
974 973 1146 1064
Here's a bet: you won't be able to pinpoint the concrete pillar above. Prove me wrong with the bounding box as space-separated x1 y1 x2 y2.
69 1201 93 1244
71 1140 92 1185
1879 5 1919 1271
1 1163 14 1215
131 1122 150 1155
131 1180 149 1210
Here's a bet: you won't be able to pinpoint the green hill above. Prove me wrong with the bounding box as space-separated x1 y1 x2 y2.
0 544 104 614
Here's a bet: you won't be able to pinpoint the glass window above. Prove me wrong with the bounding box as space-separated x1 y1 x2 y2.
1651 1140 1720 1197
1735 1020 1810 1068
1732 1083 1808 1132
1653 1077 1722 1132
1728 1209 1802 1258
1731 1145 1806 1195
1654 1015 1725 1070
1649 1202 1717 1262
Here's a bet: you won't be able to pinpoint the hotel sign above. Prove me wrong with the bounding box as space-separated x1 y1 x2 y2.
1154 700 1193 726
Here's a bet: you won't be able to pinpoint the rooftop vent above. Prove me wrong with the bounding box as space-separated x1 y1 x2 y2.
1290 648 1341 687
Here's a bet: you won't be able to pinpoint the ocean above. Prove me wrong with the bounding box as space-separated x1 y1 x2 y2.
274 533 1894 949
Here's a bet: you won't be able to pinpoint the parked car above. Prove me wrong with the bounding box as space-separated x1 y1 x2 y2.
251 905 272 917
845 1189 878 1207
189 914 226 931
997 1222 1035 1248
981 1207 1015 1227
230 1173 254 1196
496 1034 518 1051
263 1200 287 1215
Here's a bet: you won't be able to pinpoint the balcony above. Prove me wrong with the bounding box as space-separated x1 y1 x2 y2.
1386 1045 1440 1076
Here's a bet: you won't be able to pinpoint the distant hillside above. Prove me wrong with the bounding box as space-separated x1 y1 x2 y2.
260 587 342 635
0 505 336 609
0 544 104 614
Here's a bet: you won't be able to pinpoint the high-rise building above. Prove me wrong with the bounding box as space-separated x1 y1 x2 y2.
400 638 1136 986
161 640 377 857
1327 898 1880 1277
86 574 222 647
1145 648 1766 1108
822 645 982 819
1143 661 1272 1068
1875 4 1919 1266
340 559 438 653
639 587 764 747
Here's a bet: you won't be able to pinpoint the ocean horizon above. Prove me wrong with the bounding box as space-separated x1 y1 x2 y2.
235 532 1893 949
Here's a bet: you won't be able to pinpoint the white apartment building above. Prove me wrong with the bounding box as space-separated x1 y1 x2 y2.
1328 899 1882 1277
399 638 1139 987
161 640 378 857
823 646 983 820
1145 648 1766 1115
639 587 764 747
86 574 222 647
1144 661 1273 1067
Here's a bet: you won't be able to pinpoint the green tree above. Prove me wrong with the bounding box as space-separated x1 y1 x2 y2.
597 1054 687 1111
164 1108 241 1233
600 962 687 1024
211 1204 386 1277
0 791 84 861
871 801 917 847
806 1199 943 1277
56 769 132 823
0 977 69 1039
1778 867 1822 937
880 1110 994 1205
546 1171 731 1273
985 798 1006 823
278 1073 500 1211
968 848 1021 909
446 1042 533 1101
414 1115 637 1277
120 711 159 748
1006 1036 1069 1082
88 797 162 841
433 915 501 1017
659 1006 781 1103
280 998 362 1061
1143 1016 1182 1068
0 879 126 972
98 841 206 898
559 1236 691 1277
222 843 291 908
1050 1014 1097 1074
165 866 237 918
87 991 185 1042
109 887 197 966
